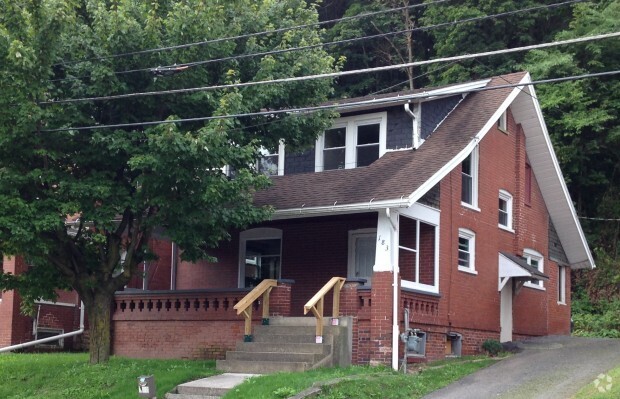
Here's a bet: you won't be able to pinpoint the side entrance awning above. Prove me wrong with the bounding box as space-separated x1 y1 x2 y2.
498 252 549 291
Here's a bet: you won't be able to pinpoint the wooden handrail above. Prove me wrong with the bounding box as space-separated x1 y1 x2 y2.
233 279 278 341
304 277 346 342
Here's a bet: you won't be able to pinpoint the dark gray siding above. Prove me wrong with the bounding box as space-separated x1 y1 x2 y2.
421 95 462 139
284 149 315 175
418 184 440 209
548 220 569 266
386 107 413 150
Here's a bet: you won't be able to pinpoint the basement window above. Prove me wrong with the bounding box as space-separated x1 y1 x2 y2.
35 328 64 348
445 332 462 357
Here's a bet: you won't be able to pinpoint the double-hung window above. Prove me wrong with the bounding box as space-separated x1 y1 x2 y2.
523 248 544 289
461 146 479 209
257 141 285 176
457 228 477 274
558 266 566 304
315 112 387 172
498 190 513 231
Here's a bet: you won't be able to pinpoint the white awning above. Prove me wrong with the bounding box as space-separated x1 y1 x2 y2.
498 252 549 291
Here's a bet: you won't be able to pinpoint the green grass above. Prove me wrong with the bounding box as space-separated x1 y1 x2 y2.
573 365 620 399
224 356 499 399
0 353 217 399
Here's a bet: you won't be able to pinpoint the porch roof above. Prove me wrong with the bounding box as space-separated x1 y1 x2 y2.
499 252 550 281
254 72 526 212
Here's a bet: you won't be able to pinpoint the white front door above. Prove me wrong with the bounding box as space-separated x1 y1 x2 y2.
500 280 513 342
348 229 376 283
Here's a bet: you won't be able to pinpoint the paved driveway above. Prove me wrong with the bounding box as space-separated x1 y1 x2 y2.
423 336 620 399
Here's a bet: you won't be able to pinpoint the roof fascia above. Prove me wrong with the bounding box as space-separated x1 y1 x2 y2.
407 79 525 205
270 197 410 220
517 74 595 270
334 79 491 113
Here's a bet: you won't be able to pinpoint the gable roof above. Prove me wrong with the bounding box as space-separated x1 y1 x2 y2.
253 71 594 270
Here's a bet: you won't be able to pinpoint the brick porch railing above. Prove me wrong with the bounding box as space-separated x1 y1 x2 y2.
111 280 293 359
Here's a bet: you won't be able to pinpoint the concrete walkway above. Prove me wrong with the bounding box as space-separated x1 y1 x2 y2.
423 336 620 399
166 373 258 398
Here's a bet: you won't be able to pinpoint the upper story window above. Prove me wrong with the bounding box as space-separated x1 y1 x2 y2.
258 141 285 176
315 112 387 172
457 228 477 274
525 162 532 205
558 266 566 304
461 146 479 209
523 248 544 290
498 110 507 132
498 190 514 232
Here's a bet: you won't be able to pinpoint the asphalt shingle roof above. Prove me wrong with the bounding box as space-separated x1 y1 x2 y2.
254 72 528 210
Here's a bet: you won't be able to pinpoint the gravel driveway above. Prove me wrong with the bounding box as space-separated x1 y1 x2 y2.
423 336 620 399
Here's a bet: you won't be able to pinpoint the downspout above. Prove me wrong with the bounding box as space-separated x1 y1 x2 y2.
170 242 177 290
404 102 420 149
386 208 400 371
0 302 85 353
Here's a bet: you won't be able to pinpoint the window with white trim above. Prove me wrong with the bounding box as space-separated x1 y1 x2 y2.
257 141 285 176
461 146 479 209
399 216 439 292
558 266 566 304
523 248 544 289
315 112 387 172
498 110 507 132
498 190 513 231
239 228 282 288
457 228 476 274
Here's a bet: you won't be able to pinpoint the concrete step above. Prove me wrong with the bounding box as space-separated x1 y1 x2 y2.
165 393 220 399
216 359 309 373
235 341 331 355
252 333 319 344
165 373 257 399
225 350 324 363
254 324 345 336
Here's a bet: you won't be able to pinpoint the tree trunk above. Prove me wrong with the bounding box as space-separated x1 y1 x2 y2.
87 292 113 364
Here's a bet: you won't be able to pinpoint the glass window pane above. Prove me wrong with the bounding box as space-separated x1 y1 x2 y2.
462 155 471 175
458 237 469 268
357 124 380 145
324 148 346 170
462 175 472 203
356 145 379 167
499 210 508 226
258 155 278 176
324 127 346 148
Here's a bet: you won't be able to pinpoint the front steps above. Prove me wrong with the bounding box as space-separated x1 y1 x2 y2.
165 373 256 399
216 316 350 373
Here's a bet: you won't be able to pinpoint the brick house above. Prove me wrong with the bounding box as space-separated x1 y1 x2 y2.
3 72 594 369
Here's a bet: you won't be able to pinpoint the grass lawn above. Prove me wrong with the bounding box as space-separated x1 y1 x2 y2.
0 353 217 399
224 356 500 399
573 365 620 399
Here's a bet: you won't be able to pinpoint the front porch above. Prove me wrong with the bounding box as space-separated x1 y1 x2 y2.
111 204 457 367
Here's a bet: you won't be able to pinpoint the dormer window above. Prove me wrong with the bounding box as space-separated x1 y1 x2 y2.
258 141 285 176
315 112 387 172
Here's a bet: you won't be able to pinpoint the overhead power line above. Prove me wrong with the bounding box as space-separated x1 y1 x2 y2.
52 0 588 82
579 216 620 221
55 0 451 66
41 70 620 132
41 31 620 105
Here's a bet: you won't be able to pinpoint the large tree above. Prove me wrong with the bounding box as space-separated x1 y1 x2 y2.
0 0 337 364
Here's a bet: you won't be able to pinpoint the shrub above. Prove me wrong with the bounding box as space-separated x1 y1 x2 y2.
481 340 503 356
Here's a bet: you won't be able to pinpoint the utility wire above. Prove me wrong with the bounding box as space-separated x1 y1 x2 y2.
579 216 620 221
52 0 588 83
41 70 620 132
54 0 452 66
41 31 620 105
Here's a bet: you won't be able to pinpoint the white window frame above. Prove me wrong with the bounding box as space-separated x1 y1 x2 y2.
498 189 514 232
35 328 65 348
315 112 387 172
523 248 545 290
457 228 477 275
397 206 440 294
558 266 566 305
461 146 480 210
238 228 283 288
498 110 508 132
347 228 377 283
257 141 285 176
